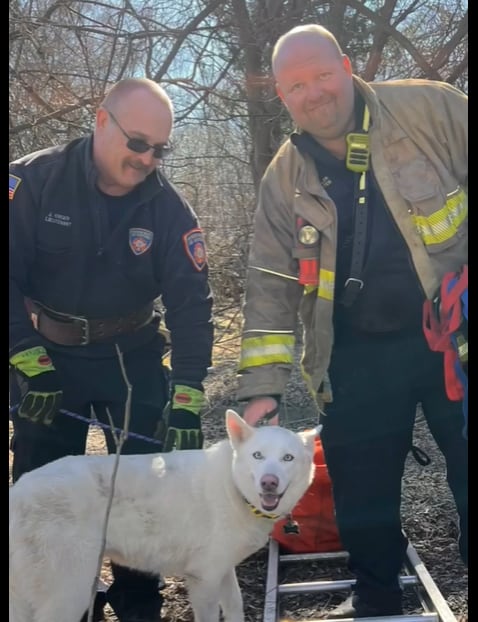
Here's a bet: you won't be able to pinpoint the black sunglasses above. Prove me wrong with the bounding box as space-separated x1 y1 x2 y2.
105 108 172 159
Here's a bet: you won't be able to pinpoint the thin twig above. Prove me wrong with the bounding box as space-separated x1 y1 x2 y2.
86 344 132 622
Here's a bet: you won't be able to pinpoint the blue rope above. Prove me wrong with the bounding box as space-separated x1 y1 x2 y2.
9 404 163 447
445 274 468 440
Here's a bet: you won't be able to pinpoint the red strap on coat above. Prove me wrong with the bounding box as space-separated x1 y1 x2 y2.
422 265 468 401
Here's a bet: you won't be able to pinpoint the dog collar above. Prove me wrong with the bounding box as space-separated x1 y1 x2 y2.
244 498 280 520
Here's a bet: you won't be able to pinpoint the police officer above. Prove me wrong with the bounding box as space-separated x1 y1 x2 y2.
237 25 467 618
9 77 214 622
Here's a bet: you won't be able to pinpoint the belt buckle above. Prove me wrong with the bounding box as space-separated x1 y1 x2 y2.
344 277 364 290
70 315 90 345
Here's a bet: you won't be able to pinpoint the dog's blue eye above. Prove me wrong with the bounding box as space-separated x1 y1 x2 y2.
283 453 294 462
252 451 263 460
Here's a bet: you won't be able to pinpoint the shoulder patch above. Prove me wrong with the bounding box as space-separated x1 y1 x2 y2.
183 228 207 271
9 174 22 200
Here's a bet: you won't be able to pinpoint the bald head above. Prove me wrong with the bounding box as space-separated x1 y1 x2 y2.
93 77 174 196
101 78 174 121
272 24 343 77
271 24 355 157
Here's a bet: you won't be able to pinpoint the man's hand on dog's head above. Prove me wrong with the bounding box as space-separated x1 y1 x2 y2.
242 396 279 427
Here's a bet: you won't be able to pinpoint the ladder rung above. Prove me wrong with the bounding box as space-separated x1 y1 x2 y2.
287 615 439 622
264 535 459 622
278 575 418 594
280 550 349 563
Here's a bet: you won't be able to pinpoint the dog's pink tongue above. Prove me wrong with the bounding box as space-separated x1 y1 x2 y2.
261 494 280 511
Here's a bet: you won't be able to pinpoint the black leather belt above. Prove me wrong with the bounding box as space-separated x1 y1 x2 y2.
28 301 155 346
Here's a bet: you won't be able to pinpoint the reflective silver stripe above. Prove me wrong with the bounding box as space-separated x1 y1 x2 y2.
243 329 295 335
239 334 295 370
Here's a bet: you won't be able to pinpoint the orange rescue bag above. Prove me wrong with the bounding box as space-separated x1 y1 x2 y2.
271 436 342 553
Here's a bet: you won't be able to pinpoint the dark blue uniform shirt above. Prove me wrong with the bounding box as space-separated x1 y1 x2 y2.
9 135 213 385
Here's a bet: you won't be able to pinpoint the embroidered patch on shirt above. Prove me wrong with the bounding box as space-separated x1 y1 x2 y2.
129 228 154 256
183 228 207 271
44 212 72 227
9 174 22 200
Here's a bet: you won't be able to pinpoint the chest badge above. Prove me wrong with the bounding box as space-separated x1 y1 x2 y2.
183 228 207 271
129 228 153 255
298 225 319 246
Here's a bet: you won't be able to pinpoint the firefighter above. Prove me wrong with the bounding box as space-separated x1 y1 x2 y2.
237 25 467 619
9 77 214 622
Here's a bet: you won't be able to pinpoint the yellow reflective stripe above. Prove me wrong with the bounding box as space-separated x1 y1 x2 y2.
318 269 334 300
239 334 295 370
412 188 467 246
303 270 335 299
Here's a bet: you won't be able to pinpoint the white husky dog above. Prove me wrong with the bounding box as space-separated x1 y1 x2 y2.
9 409 317 622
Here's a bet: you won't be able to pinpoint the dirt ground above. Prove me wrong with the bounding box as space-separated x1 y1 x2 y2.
9 360 468 621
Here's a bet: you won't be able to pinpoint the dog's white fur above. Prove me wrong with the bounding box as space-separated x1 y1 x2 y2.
9 409 317 622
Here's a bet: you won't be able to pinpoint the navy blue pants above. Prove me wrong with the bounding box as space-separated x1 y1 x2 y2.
320 328 468 607
10 333 169 619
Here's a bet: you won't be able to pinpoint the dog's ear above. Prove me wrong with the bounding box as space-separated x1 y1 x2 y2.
226 409 254 448
299 426 319 456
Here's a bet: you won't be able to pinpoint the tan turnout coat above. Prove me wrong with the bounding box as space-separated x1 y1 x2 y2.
237 76 468 403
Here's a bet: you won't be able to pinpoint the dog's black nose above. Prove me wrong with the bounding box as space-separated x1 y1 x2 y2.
260 474 279 491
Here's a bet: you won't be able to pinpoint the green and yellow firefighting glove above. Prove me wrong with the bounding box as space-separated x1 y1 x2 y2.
155 384 205 452
9 346 62 426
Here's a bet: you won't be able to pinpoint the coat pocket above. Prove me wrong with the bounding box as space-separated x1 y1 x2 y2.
392 157 467 253
405 184 467 253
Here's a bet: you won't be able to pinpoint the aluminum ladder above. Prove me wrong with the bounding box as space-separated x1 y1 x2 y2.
263 535 458 622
